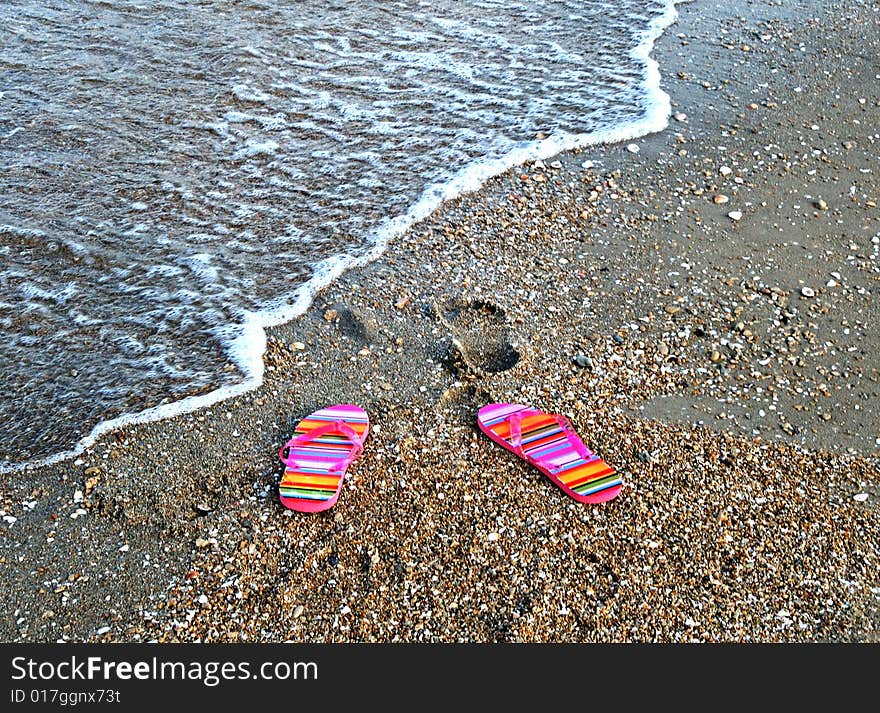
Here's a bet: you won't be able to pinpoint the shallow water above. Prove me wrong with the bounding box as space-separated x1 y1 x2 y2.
0 0 676 469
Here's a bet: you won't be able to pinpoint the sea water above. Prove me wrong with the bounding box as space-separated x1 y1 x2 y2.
0 0 679 471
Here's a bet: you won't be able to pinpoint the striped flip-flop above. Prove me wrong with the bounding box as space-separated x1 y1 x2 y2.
477 403 621 504
278 404 370 512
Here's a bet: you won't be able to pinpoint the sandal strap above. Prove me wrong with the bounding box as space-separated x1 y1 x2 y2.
546 414 593 472
279 419 364 471
508 410 591 470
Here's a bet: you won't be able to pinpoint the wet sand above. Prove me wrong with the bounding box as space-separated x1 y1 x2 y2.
1 0 878 642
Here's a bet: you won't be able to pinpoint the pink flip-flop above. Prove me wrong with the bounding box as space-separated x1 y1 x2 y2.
278 404 370 512
477 403 621 503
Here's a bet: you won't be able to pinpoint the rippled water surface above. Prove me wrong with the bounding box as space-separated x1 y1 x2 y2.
0 0 675 468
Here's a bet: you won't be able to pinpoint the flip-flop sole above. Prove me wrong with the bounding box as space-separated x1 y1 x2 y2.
279 404 369 512
477 403 621 504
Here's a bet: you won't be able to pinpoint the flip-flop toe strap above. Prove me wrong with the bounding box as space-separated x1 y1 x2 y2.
551 414 593 463
279 419 364 471
506 411 593 473
507 412 526 457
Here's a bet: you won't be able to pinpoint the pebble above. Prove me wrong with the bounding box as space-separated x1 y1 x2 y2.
800 287 816 298
549 160 562 169
324 309 338 321
728 210 743 221
573 354 592 368
815 199 828 210
195 538 211 548
853 493 869 502
719 166 733 176
713 194 729 204
626 143 640 153
293 605 304 619
673 112 687 121
290 341 306 350
197 594 209 606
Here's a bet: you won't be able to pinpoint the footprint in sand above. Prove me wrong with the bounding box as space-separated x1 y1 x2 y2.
435 298 520 374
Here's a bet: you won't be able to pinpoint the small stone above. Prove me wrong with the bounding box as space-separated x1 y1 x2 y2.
394 296 410 310
549 160 562 169
193 502 213 514
747 103 759 110
800 287 816 298
728 210 743 221
84 466 101 477
826 279 838 288
293 605 304 619
324 309 338 321
719 166 733 176
119 544 129 552
487 532 500 542
710 350 722 363
581 160 595 169
713 194 729 204
815 199 828 210
626 143 640 153
84 475 100 495
290 341 306 351
533 159 545 170
197 594 209 606
665 305 681 315
673 112 687 121
853 493 869 502
573 354 591 368
842 140 855 150
195 537 211 548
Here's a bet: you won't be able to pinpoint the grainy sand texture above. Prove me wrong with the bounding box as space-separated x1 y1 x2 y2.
1 0 878 642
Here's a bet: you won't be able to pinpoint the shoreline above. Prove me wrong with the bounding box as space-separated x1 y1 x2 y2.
1 0 682 477
1 0 878 642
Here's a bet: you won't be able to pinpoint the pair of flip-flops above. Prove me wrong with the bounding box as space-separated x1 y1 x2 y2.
278 403 621 512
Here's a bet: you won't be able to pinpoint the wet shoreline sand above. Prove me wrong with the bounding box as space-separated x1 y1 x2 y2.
1 0 878 642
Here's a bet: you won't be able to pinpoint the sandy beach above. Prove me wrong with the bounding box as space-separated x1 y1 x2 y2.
1 0 878 642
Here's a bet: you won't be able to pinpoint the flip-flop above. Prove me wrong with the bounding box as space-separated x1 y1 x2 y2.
477 403 621 504
278 404 370 512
